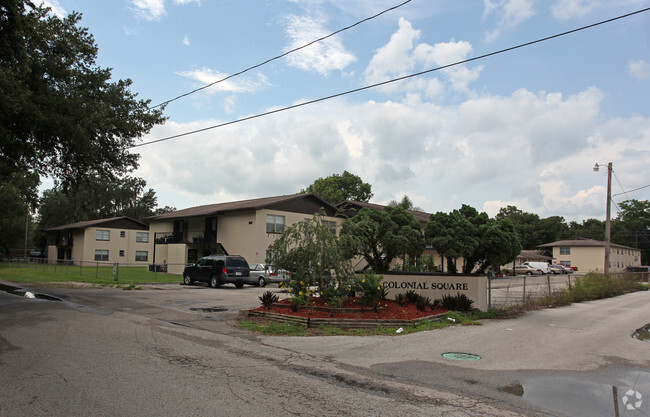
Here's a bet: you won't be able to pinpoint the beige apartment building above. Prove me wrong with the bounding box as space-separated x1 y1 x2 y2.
145 194 345 275
45 217 152 265
538 238 642 273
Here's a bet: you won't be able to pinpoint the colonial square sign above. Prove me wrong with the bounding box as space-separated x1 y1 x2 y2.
380 272 488 311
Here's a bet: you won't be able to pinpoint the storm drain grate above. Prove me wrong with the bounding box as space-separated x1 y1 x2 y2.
442 352 481 361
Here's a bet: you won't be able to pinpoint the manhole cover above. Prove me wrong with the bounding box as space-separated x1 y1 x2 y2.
190 307 228 313
442 352 481 361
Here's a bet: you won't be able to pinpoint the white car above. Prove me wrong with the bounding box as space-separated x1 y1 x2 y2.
248 263 291 287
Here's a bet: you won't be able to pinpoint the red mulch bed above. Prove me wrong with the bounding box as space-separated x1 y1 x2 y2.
251 297 448 320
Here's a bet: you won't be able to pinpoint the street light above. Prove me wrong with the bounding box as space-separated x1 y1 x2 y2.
593 162 612 273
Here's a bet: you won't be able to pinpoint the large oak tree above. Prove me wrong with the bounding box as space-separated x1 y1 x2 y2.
0 1 165 190
1 1 165 253
301 171 373 205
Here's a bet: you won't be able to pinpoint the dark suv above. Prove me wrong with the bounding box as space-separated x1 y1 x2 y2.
182 255 250 288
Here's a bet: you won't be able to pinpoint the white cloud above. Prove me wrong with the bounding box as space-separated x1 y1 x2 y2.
131 0 166 21
182 35 190 46
130 0 199 21
135 84 650 223
283 14 357 75
175 68 270 94
629 59 650 80
364 18 420 85
364 18 482 98
483 0 536 42
551 0 599 20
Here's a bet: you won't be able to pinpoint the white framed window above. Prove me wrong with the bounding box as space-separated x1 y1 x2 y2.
266 215 285 233
94 250 109 261
135 251 148 262
96 230 110 241
119 250 125 257
559 247 570 255
136 232 149 243
120 231 126 238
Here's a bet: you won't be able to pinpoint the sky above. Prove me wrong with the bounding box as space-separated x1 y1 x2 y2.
41 0 650 222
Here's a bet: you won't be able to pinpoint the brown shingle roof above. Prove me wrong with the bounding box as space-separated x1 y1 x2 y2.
145 193 337 220
45 217 148 232
538 237 638 250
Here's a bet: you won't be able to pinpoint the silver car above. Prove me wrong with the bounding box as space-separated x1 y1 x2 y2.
248 263 291 287
513 264 544 276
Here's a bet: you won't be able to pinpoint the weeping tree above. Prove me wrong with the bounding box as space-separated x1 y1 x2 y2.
265 211 354 303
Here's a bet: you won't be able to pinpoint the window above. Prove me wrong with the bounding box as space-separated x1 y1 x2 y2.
96 230 110 241
119 250 125 257
120 231 126 238
266 215 285 233
94 250 109 261
135 251 148 262
323 220 337 235
559 247 570 255
136 232 149 243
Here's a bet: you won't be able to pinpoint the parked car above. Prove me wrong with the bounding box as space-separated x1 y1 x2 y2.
512 264 544 276
182 255 250 288
523 261 551 274
248 263 291 287
550 264 573 274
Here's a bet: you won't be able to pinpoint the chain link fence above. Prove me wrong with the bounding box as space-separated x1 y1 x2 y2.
488 274 575 309
487 271 648 309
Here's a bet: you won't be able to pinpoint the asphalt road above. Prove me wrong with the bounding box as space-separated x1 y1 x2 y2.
1 279 648 416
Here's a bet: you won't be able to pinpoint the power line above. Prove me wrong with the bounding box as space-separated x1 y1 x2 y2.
612 169 630 200
613 184 650 197
132 7 650 149
149 0 413 110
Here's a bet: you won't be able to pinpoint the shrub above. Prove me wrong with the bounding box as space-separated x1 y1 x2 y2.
567 272 645 302
404 290 420 303
259 291 279 308
352 272 385 307
416 295 431 312
395 293 408 306
441 292 474 312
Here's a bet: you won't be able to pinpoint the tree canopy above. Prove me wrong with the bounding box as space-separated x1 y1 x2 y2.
340 206 424 272
611 199 650 264
37 175 167 228
301 171 373 205
388 195 424 212
0 1 166 192
426 205 521 273
0 1 166 255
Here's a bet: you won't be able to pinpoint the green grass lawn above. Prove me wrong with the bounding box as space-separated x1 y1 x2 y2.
0 262 180 285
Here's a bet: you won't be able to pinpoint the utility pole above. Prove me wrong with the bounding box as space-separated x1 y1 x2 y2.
594 162 612 273
605 162 612 274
